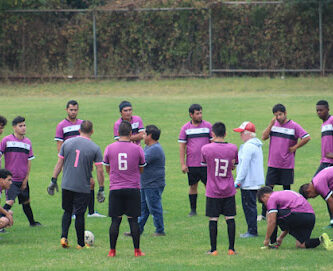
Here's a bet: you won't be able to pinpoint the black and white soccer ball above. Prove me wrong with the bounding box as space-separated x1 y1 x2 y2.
84 230 95 246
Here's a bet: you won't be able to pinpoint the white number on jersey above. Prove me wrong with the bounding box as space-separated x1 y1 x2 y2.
118 153 128 170
214 159 229 177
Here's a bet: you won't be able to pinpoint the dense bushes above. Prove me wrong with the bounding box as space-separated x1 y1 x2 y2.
0 1 332 77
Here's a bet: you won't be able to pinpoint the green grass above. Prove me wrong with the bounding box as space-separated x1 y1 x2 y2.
0 77 332 271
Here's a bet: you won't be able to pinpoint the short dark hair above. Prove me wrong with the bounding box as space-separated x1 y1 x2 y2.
0 168 12 179
212 122 226 137
257 186 273 204
12 116 25 126
189 104 202 114
66 100 78 108
119 100 132 112
146 125 161 141
80 120 93 134
0 115 7 126
316 100 329 108
272 104 286 113
299 183 310 199
119 120 132 136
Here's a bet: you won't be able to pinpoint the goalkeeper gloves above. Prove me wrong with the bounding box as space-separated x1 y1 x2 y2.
97 186 105 203
47 177 59 196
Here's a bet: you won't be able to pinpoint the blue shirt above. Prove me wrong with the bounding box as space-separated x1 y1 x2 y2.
141 142 165 188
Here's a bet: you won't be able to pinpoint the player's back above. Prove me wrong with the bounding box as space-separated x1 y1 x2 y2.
104 141 145 190
201 142 238 198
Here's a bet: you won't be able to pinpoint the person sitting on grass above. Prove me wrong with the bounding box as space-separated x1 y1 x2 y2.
0 169 14 230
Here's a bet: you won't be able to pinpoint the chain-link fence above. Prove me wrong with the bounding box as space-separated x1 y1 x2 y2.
1 1 332 79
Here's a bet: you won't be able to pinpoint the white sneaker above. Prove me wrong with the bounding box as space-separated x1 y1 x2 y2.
257 215 266 221
87 212 106 218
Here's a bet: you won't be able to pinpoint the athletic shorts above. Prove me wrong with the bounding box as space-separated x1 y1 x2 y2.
62 189 90 215
313 162 333 177
6 181 30 204
277 212 315 243
109 188 141 218
187 167 207 186
266 167 294 186
206 196 236 217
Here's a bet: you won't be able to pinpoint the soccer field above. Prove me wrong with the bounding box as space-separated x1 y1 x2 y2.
0 77 333 271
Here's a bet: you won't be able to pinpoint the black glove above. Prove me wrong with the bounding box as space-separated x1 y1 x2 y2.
97 186 105 203
47 177 59 196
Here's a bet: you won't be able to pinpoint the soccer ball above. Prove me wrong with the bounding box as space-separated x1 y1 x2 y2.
84 230 94 246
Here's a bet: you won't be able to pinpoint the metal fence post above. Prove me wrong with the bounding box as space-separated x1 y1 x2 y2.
92 10 97 79
209 8 212 77
319 0 323 75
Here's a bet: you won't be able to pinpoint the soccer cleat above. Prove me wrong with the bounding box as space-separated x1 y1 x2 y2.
260 243 279 250
227 249 236 255
188 210 197 217
320 233 333 250
87 212 106 218
30 221 42 227
108 249 116 257
61 237 69 248
0 228 6 233
76 244 91 249
134 248 145 257
206 250 218 256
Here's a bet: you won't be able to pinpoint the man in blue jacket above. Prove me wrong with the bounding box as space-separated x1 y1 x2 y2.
234 121 264 238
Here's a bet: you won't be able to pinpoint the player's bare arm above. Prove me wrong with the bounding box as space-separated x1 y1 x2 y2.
264 212 277 246
57 141 63 153
21 160 31 191
262 117 276 141
95 164 104 188
130 131 144 142
289 136 311 153
276 230 288 246
52 157 64 178
104 165 110 176
0 206 13 226
179 142 188 173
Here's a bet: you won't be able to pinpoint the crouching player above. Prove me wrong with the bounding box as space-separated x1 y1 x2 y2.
201 122 238 255
0 169 13 230
299 166 333 227
257 186 333 250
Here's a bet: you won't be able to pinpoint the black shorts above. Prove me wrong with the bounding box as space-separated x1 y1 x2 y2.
62 189 90 215
7 181 30 204
109 189 141 218
266 167 294 186
313 162 333 177
187 167 207 186
277 212 315 243
206 196 236 217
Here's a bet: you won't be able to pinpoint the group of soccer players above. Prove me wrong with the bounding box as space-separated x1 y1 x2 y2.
1 98 333 257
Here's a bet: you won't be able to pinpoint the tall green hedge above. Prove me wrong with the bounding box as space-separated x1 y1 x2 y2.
0 1 332 77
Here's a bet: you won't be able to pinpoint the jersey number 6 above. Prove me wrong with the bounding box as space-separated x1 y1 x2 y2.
118 153 128 170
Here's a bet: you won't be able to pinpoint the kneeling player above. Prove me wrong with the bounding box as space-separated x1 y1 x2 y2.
0 169 14 229
257 186 333 250
299 166 333 226
104 121 146 257
201 122 238 255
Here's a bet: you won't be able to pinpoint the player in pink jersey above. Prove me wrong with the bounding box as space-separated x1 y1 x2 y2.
104 121 146 257
258 186 333 250
113 101 144 145
300 166 333 226
0 169 13 230
313 100 333 227
179 104 212 217
201 122 238 256
0 116 7 200
259 104 310 222
0 116 41 227
55 100 104 218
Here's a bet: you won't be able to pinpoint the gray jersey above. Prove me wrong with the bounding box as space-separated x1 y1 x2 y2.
59 136 103 193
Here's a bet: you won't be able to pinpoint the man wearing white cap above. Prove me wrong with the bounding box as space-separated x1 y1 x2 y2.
234 122 264 238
